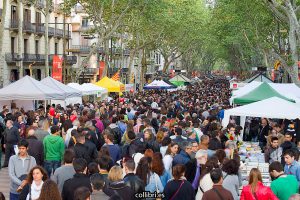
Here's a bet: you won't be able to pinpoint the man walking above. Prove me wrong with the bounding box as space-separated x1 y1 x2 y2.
43 125 65 177
202 168 234 200
283 149 300 185
8 139 36 200
3 120 20 168
269 161 298 200
52 149 76 193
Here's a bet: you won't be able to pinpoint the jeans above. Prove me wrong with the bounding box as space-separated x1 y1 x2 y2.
10 192 19 200
44 160 61 177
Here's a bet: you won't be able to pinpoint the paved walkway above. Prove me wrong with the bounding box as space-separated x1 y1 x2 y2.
0 155 10 199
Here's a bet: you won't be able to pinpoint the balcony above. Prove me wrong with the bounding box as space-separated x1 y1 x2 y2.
23 22 34 33
10 20 18 30
55 28 64 38
49 55 77 65
69 45 130 56
35 24 45 35
83 68 98 75
5 53 77 65
48 27 55 37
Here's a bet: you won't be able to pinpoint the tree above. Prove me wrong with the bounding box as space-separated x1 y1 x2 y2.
265 0 300 85
158 0 208 73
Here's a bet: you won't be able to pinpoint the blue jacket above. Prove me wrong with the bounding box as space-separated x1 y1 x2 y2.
160 170 172 187
284 160 300 185
172 150 191 166
145 172 164 193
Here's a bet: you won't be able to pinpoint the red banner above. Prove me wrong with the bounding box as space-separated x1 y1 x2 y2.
52 55 62 82
99 61 105 79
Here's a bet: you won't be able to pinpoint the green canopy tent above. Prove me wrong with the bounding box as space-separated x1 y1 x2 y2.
233 82 295 105
169 74 191 86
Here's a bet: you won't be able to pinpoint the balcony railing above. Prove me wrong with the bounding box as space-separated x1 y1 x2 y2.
5 53 77 65
48 27 55 36
35 24 45 34
55 28 64 37
70 45 130 55
23 22 34 33
10 20 18 29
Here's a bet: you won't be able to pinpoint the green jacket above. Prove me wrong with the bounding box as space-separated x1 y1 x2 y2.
43 134 65 161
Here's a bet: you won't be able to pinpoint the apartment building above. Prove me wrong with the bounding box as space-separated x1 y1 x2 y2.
0 0 76 87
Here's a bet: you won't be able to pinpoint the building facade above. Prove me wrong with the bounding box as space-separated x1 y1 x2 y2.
0 0 76 87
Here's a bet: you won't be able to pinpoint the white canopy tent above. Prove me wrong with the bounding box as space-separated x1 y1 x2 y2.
144 80 176 90
0 76 65 111
41 77 82 98
222 97 300 134
230 81 300 104
41 77 83 107
81 83 108 99
0 75 65 100
67 83 108 98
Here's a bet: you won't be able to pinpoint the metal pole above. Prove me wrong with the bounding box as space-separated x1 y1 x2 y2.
63 14 66 83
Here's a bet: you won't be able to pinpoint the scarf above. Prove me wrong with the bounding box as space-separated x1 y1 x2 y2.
27 181 43 200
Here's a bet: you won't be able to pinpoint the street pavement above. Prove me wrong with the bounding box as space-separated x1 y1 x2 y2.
0 155 10 199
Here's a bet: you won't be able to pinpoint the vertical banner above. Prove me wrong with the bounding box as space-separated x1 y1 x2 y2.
271 69 275 81
99 61 105 80
52 55 62 82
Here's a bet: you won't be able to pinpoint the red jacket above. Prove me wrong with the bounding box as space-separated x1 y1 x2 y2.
240 182 278 200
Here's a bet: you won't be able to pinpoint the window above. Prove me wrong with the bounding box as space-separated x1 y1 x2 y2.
35 40 39 54
24 39 28 54
11 37 15 54
82 18 88 27
55 43 58 55
23 9 31 23
11 6 17 22
35 12 41 24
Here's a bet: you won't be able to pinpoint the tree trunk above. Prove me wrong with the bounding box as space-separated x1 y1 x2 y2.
44 0 50 77
104 38 110 77
0 0 7 86
289 20 300 85
137 48 143 91
162 54 171 73
128 49 136 83
140 48 147 91
17 0 23 78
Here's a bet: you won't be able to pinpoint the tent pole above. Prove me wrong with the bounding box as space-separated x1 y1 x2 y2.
44 100 47 114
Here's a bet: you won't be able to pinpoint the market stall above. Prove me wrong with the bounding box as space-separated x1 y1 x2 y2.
0 76 65 110
94 76 123 93
222 97 300 132
232 82 295 105
41 77 82 107
143 80 176 90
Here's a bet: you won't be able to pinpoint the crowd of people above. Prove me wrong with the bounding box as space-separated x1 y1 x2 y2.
0 78 299 200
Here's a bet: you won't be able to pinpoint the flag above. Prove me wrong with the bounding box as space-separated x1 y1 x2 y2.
130 73 134 83
111 70 120 81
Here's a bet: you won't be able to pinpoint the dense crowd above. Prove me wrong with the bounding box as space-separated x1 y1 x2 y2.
0 78 300 200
